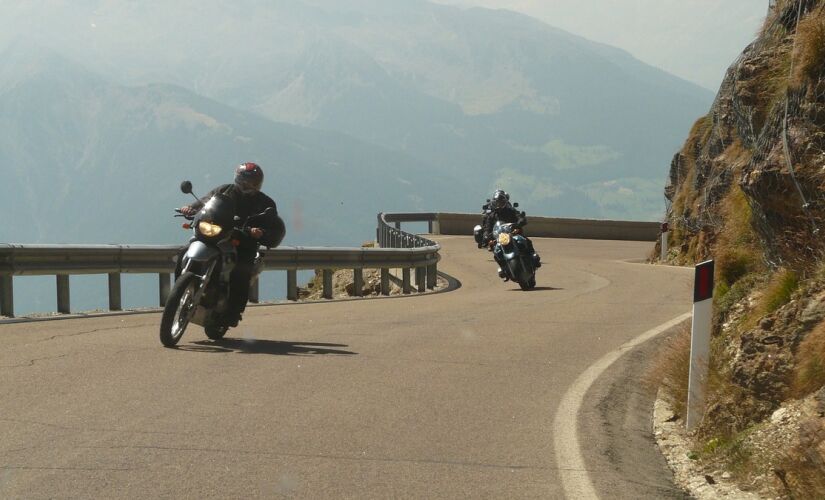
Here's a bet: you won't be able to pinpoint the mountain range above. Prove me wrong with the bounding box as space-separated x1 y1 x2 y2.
0 0 714 251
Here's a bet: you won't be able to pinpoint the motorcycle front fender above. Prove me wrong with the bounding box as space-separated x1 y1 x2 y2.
182 241 220 277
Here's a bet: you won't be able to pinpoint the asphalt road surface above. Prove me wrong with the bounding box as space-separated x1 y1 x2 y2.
1 236 694 499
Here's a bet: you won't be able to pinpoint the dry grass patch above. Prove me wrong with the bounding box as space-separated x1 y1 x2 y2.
792 319 825 397
760 268 800 315
714 186 763 291
645 324 691 419
792 5 825 86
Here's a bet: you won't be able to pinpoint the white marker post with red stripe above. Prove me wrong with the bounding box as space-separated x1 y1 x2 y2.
687 259 714 431
660 222 669 262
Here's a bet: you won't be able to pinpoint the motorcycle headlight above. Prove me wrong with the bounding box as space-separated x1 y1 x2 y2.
498 233 511 246
198 221 223 237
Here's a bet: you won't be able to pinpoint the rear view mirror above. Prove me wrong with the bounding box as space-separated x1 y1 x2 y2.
513 202 519 208
180 181 193 194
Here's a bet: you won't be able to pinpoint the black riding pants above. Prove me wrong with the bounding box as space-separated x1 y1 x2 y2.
228 248 256 317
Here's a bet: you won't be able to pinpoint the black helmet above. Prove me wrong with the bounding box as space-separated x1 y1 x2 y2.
235 162 263 195
492 189 509 209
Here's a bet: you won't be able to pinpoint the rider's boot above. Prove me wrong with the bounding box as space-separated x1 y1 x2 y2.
533 253 542 268
497 267 509 281
221 312 241 328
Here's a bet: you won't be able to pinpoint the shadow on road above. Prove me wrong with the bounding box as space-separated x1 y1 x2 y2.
177 339 358 356
507 286 562 292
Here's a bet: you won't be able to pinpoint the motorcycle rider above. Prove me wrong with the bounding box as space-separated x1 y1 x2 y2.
475 199 493 248
482 189 541 279
180 162 283 327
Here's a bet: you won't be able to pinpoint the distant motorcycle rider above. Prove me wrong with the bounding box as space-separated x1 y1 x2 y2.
180 163 284 327
482 189 541 278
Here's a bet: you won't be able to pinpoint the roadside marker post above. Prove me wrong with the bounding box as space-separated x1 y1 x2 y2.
660 222 669 262
686 259 714 431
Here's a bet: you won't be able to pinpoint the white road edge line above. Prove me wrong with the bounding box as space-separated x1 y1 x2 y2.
553 311 693 499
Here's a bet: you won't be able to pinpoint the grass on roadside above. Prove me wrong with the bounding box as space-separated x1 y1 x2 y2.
645 324 691 419
792 319 825 397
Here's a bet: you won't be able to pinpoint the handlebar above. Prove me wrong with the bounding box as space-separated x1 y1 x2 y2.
173 208 195 220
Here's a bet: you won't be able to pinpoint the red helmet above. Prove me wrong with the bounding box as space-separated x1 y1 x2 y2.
234 162 263 194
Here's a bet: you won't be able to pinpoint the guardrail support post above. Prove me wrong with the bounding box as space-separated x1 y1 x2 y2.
395 222 401 230
108 273 122 311
1 275 13 318
323 269 333 299
381 268 390 296
415 267 425 293
287 270 298 301
427 264 437 290
249 277 260 304
402 268 411 294
353 268 364 297
159 273 171 307
57 274 70 314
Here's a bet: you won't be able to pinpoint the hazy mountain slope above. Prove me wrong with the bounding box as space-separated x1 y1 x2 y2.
0 0 713 220
0 43 460 247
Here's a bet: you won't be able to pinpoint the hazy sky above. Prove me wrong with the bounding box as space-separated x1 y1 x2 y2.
433 0 767 91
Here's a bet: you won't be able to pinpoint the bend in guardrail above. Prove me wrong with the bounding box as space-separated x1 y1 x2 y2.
0 213 442 319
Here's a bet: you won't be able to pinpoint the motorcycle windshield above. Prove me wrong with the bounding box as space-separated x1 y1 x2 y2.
197 194 235 230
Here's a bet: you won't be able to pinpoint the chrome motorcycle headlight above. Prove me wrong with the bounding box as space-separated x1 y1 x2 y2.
498 233 511 246
198 221 223 237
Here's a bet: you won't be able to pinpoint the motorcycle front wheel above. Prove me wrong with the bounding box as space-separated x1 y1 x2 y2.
159 272 199 347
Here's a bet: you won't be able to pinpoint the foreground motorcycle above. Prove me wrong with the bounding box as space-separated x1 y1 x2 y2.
159 181 273 347
492 221 537 290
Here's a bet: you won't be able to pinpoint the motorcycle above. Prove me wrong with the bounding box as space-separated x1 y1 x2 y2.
474 201 491 249
492 221 537 291
159 181 276 347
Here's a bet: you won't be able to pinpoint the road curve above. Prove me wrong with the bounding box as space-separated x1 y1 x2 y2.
0 236 693 499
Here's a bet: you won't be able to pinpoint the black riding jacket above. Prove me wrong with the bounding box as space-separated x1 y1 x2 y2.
482 204 528 242
191 184 284 251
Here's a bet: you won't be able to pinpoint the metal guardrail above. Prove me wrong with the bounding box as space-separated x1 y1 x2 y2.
0 213 441 318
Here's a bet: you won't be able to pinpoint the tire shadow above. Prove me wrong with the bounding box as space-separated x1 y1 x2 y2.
507 286 563 292
177 338 358 356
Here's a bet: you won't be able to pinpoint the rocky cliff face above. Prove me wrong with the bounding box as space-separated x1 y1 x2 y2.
665 0 825 268
660 1 825 495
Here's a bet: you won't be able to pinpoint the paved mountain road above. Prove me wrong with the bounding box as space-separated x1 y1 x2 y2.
0 236 693 499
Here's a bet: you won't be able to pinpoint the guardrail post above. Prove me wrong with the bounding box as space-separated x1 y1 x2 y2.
287 270 298 301
323 269 333 299
249 276 260 304
108 273 122 311
57 275 70 314
381 268 390 296
427 264 437 290
402 268 411 294
159 273 171 307
415 267 425 293
0 275 13 318
394 222 401 230
353 268 364 297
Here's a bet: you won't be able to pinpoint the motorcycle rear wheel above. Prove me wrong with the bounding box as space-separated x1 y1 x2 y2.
159 272 199 347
